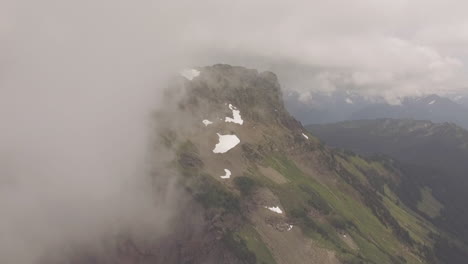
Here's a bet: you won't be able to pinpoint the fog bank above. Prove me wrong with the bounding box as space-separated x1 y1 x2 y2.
0 1 192 262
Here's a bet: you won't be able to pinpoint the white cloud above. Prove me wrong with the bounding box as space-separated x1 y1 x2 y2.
175 0 468 102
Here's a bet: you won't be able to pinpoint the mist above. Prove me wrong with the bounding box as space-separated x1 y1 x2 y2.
0 1 196 262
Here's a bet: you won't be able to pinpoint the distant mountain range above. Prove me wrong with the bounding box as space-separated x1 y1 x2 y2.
307 119 468 256
453 95 468 108
350 95 468 129
286 93 468 129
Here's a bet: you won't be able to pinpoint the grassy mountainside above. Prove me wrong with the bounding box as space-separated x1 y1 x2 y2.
307 119 468 262
155 65 458 263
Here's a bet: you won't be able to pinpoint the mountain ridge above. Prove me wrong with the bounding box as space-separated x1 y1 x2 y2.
287 93 468 129
150 65 467 263
307 119 468 262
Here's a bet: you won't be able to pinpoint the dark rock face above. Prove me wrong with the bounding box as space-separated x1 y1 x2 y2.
179 153 204 169
186 64 289 124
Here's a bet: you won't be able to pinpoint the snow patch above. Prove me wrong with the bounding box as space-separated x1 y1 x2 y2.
428 100 436 105
180 69 200 80
202 119 213 126
225 104 244 125
345 98 353 104
265 206 283 214
302 133 309 139
220 169 231 179
287 225 293 231
213 134 240 153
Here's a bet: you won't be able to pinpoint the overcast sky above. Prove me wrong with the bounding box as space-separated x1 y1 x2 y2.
179 0 468 104
2 0 468 104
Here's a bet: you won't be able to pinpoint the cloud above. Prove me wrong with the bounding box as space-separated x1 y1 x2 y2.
178 0 468 102
0 0 193 262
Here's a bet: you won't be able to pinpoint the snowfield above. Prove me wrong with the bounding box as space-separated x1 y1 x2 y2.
266 206 283 214
180 69 200 80
302 133 309 139
213 134 240 153
225 104 244 125
202 119 213 126
220 169 231 179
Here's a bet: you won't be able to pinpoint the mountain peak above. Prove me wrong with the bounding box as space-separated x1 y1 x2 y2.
152 65 457 264
181 65 302 130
